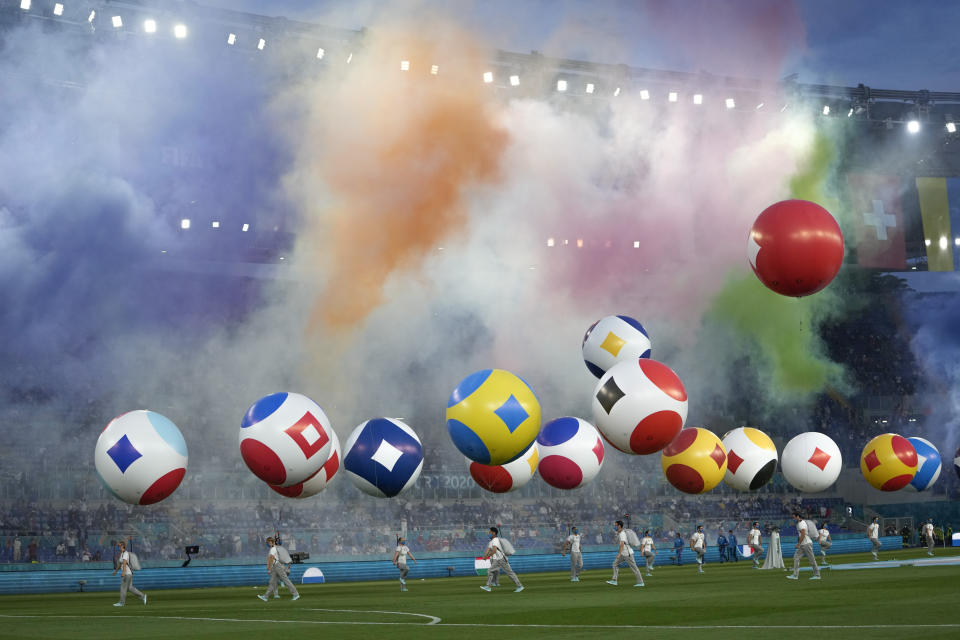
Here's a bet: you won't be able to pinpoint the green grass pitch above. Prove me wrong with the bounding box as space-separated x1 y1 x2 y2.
1 549 957 640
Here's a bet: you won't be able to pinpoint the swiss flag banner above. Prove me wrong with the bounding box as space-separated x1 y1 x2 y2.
847 174 907 269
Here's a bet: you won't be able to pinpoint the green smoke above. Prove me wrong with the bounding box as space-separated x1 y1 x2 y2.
707 129 848 397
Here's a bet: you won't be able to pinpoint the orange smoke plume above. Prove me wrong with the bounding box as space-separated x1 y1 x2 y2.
302 24 508 330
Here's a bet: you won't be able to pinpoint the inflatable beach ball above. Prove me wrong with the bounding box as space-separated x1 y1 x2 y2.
582 315 651 379
536 417 604 490
344 418 423 498
592 358 687 455
661 427 727 494
781 432 842 493
269 429 342 499
906 437 941 492
469 441 539 493
95 410 188 505
860 433 917 491
446 369 541 465
239 392 334 487
722 427 778 491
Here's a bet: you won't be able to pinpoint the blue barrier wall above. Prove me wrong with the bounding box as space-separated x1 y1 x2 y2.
0 536 901 595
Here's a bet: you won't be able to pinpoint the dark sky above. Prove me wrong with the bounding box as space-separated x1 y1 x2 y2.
202 0 960 91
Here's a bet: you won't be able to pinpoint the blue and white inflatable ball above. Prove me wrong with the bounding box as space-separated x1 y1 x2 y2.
344 418 424 498
582 315 652 379
906 437 941 491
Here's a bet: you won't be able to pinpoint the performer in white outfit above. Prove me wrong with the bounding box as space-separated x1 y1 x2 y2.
393 535 417 591
481 527 523 592
787 513 821 580
923 519 935 556
112 540 146 607
561 526 584 582
690 525 706 575
640 530 656 576
258 537 300 601
748 522 764 568
817 523 832 565
867 517 881 560
607 520 644 587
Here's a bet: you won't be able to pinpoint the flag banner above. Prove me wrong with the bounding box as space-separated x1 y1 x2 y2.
474 558 490 575
847 174 906 268
916 177 955 271
740 545 753 557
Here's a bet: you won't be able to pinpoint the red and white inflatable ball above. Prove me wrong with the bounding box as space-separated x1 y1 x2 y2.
269 429 342 499
591 359 687 455
781 432 842 492
536 417 604 490
239 392 334 487
95 410 188 506
748 199 844 297
661 427 727 494
469 441 539 493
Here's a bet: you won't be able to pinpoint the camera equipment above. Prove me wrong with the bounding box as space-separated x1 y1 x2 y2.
182 545 200 567
289 552 309 564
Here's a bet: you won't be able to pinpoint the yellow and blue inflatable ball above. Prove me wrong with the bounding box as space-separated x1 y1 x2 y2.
447 369 541 465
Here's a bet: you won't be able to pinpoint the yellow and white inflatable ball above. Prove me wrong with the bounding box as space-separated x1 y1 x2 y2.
721 427 778 491
468 441 539 493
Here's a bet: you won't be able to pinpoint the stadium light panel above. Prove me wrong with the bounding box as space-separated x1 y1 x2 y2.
546 238 555 247
947 122 957 133
211 221 220 229
822 105 830 115
755 102 764 110
316 47 324 59
257 38 266 50
144 19 156 34
112 16 122 28
400 60 410 71
53 3 63 16
924 238 931 247
668 91 678 102
346 52 353 63
633 241 640 248
557 79 568 91
955 237 960 246
939 236 948 250
725 98 735 109
576 238 584 248
586 83 595 94
693 94 703 105
227 33 236 45
640 89 650 100
907 119 920 134
483 71 493 83
174 24 187 39
180 219 191 230
509 75 519 86
88 10 95 23
430 65 439 75
848 108 854 117
20 0 30 11
242 223 250 232
613 87 620 97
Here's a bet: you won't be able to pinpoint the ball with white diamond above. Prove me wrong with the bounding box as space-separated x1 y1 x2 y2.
591 358 687 455
269 429 342 499
722 427 778 491
581 315 652 379
239 392 334 487
94 410 188 505
780 432 842 493
344 418 424 498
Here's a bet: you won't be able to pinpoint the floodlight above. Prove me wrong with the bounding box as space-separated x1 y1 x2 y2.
242 223 250 232
227 33 236 45
430 65 439 75
53 3 63 16
668 91 678 102
907 120 920 134
174 24 187 39
693 94 703 105
88 10 95 22
509 75 519 86
316 47 324 58
346 53 353 63
633 241 640 248
640 89 650 100
483 71 493 83
613 87 620 97
400 60 409 71
586 83 594 94
822 105 830 115
755 102 764 110
211 221 220 229
144 19 156 34
20 0 31 11
546 238 555 247
112 16 122 28
180 219 191 230
939 236 948 250
947 122 957 133
557 79 568 91
725 98 735 109
257 38 266 50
